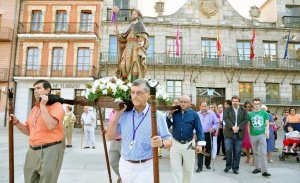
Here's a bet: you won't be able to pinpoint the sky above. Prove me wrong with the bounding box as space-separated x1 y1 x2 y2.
138 0 268 19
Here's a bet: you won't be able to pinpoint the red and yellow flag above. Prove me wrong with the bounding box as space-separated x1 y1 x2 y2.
217 30 221 57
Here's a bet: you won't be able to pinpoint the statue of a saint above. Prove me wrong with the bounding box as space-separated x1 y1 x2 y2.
116 8 149 82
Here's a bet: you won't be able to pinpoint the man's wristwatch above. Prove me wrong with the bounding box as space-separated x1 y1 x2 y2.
160 140 164 148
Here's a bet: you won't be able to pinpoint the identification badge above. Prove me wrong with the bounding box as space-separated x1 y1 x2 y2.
128 141 135 151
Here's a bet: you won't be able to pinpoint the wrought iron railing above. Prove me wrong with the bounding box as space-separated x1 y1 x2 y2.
100 52 300 70
106 8 132 22
14 65 97 78
18 22 99 36
0 68 9 82
0 27 13 41
282 16 300 28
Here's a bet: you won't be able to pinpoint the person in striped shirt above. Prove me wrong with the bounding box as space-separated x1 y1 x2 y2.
107 79 172 183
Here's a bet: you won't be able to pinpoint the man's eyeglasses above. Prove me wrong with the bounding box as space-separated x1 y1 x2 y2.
180 101 190 103
131 91 147 96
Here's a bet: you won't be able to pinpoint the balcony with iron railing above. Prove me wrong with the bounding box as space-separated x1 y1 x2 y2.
282 16 300 28
18 22 99 36
100 52 300 71
240 97 300 106
0 68 9 82
106 8 132 22
0 27 13 41
14 65 97 78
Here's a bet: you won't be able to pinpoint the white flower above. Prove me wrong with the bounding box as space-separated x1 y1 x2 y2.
102 89 108 95
127 83 132 88
108 83 117 91
119 85 129 92
81 90 86 96
116 79 124 86
92 87 96 94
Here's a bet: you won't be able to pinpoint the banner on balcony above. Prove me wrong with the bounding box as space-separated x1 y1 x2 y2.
284 31 290 59
250 29 256 60
217 30 221 57
176 28 180 56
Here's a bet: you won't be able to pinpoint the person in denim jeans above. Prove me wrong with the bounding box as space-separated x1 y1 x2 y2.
223 96 248 174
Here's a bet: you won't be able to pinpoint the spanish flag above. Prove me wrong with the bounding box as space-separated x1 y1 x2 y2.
217 30 221 57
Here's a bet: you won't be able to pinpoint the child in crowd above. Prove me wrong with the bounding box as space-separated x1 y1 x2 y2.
283 125 300 153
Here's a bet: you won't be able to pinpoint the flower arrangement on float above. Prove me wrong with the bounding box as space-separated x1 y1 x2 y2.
81 77 172 106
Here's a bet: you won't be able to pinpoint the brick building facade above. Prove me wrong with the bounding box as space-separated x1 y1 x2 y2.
0 0 19 126
14 0 102 123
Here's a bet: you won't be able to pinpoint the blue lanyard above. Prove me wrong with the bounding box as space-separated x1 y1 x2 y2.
132 106 150 141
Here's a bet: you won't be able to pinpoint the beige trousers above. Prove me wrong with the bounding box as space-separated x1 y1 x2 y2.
24 143 65 183
170 139 196 183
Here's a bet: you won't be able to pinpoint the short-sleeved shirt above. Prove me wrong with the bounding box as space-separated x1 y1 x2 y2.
248 110 269 136
117 104 172 161
286 131 299 139
81 111 95 125
25 102 65 146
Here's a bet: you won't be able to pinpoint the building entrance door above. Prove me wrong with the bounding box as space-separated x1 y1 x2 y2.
196 88 225 108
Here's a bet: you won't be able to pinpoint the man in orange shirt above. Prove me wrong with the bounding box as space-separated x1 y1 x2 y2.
9 80 65 183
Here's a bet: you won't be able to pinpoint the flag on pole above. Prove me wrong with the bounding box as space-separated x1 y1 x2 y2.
250 29 256 60
175 28 180 56
112 12 117 23
217 30 221 57
284 31 290 59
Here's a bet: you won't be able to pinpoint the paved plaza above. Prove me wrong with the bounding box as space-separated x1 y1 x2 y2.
0 126 299 183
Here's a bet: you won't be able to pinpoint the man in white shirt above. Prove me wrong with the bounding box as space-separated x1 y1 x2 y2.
81 106 96 149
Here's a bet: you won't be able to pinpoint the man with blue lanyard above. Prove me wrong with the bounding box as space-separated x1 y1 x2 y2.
107 79 172 183
167 95 205 183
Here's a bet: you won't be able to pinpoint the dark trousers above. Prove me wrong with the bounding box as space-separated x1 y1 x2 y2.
217 129 225 155
197 132 211 169
225 134 243 171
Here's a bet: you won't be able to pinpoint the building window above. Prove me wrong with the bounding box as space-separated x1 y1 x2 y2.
263 42 277 61
55 10 67 32
31 10 42 31
78 48 90 71
52 48 64 71
114 0 129 21
292 84 300 102
27 47 39 70
266 83 279 101
288 43 300 59
239 82 253 100
201 38 217 58
109 35 117 60
148 36 154 62
166 37 181 58
286 5 300 16
166 80 182 99
237 41 251 61
80 11 92 32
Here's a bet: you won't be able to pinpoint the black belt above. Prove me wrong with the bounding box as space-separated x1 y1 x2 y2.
127 158 152 164
176 138 193 144
115 139 122 141
30 141 62 150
